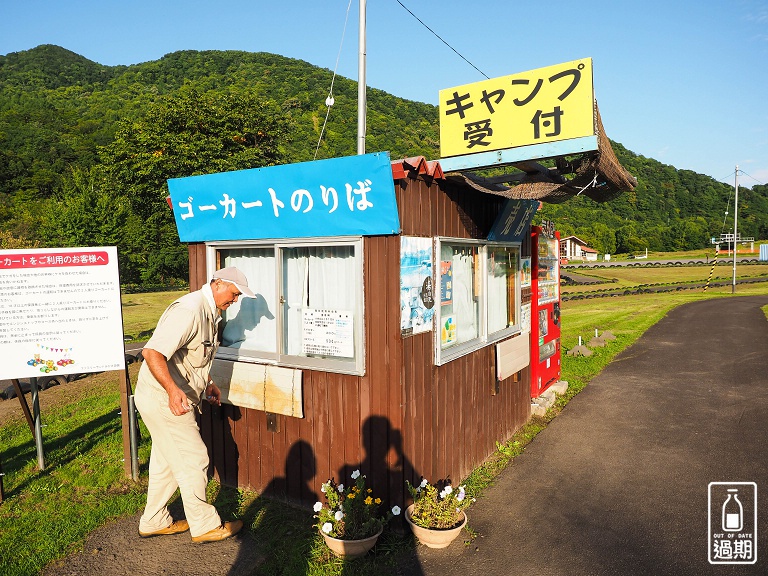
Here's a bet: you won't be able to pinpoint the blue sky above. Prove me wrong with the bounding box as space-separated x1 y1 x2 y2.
2 0 767 190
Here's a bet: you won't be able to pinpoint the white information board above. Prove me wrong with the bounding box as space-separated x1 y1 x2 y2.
301 308 354 358
0 246 126 380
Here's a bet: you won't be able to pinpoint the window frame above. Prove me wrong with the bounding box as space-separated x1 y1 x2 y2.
206 237 366 376
434 237 522 366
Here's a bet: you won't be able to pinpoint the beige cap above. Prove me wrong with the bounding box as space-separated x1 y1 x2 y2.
212 267 255 298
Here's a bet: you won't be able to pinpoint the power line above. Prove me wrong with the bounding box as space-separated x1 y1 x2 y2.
718 170 735 183
394 0 490 80
738 169 765 187
314 0 355 160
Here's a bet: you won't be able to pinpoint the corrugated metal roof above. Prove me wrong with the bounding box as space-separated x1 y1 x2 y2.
390 156 444 181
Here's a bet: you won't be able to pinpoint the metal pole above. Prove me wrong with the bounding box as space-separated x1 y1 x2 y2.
732 165 738 293
30 377 45 470
128 395 139 481
357 0 367 155
0 453 5 503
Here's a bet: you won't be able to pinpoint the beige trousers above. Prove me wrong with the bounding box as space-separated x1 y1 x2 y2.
134 382 222 537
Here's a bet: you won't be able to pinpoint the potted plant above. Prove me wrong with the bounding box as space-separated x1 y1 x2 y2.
405 478 472 548
314 469 401 558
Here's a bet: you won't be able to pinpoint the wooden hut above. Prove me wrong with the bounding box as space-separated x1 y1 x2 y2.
174 106 635 508
179 156 531 509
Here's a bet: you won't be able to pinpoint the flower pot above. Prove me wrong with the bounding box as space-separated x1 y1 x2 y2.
320 526 383 558
405 504 467 549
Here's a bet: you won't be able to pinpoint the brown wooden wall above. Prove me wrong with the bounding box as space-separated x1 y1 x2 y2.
190 171 531 510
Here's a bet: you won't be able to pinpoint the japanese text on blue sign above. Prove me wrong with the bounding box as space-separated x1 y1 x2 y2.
168 152 400 242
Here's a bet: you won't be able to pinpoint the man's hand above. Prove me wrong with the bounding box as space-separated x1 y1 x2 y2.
168 385 191 416
205 382 221 406
143 347 191 416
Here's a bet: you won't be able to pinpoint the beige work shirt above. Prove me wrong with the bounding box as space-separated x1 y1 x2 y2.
137 283 220 404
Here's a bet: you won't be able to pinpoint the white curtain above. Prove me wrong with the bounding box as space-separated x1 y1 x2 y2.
221 249 277 353
487 250 510 334
284 246 356 357
453 251 478 343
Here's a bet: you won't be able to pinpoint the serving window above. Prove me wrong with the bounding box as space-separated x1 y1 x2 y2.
207 237 365 375
435 238 521 365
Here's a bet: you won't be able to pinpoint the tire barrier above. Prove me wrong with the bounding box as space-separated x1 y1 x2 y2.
562 258 760 271
562 276 768 301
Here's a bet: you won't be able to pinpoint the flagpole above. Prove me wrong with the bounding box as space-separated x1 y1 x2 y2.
732 165 738 293
357 0 366 155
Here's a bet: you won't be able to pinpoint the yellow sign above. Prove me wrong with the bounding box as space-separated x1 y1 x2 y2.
439 58 595 158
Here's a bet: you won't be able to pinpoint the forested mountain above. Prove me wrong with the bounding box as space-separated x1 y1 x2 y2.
1 45 765 285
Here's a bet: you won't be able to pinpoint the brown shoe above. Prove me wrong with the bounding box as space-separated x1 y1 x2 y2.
139 519 190 538
191 520 243 543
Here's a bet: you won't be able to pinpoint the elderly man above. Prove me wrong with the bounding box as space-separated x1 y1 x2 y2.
134 267 253 542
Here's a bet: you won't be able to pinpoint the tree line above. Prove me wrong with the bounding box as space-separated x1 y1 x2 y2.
1 45 764 286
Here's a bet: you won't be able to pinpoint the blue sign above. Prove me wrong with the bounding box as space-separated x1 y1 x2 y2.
487 199 539 242
168 152 400 242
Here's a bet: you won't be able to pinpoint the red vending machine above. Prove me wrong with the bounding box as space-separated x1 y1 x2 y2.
530 223 561 397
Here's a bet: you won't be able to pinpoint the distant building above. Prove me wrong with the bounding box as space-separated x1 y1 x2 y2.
560 235 598 262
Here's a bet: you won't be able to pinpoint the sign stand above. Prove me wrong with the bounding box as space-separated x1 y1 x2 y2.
119 361 142 480
10 378 45 469
29 378 45 470
118 366 133 478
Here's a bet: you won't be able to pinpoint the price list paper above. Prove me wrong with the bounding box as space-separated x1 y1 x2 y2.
301 308 354 359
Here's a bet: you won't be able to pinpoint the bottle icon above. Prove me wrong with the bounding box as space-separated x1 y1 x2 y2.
722 488 743 532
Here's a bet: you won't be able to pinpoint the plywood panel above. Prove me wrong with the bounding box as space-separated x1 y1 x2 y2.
210 360 303 417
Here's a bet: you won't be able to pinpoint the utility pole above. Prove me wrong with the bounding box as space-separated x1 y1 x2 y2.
357 0 367 155
732 165 739 294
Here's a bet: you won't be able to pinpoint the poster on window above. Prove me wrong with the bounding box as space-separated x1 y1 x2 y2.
520 257 532 288
400 237 435 336
440 315 457 346
440 261 453 305
0 246 126 380
520 303 531 333
302 308 354 358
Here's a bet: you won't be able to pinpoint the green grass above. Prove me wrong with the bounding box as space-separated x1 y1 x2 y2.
120 289 186 340
2 274 767 576
0 369 150 575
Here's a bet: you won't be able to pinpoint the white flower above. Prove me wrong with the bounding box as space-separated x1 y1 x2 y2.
392 505 401 516
334 510 344 521
321 483 327 493
439 489 447 499
351 469 361 479
444 485 453 495
322 522 333 534
419 478 428 488
313 501 323 512
337 484 344 493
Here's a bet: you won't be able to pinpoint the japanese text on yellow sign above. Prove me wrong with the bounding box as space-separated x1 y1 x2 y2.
439 58 595 158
